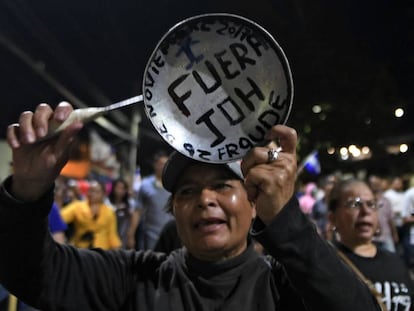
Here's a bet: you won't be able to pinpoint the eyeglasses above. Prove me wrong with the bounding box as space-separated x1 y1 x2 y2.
343 197 379 210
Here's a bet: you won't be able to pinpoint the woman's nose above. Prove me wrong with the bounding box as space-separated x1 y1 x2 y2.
357 203 376 215
197 188 218 208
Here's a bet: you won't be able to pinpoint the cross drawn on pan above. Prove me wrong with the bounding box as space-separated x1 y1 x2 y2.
175 36 204 70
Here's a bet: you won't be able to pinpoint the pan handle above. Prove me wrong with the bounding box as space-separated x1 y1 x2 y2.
41 95 144 141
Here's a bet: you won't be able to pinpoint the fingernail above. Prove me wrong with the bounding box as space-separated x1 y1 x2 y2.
10 139 19 149
37 127 46 137
26 132 35 143
55 111 65 120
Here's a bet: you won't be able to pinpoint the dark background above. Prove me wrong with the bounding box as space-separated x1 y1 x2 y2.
0 0 413 177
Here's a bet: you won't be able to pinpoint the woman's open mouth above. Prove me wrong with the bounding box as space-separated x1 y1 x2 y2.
194 218 227 233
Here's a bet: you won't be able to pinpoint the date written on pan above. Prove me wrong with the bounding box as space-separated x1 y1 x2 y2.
159 18 262 53
143 14 292 163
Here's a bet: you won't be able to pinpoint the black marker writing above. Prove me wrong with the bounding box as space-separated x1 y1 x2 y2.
196 109 225 147
234 77 265 112
168 74 192 117
192 60 221 93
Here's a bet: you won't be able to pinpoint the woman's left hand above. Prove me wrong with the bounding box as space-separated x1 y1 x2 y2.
241 124 297 224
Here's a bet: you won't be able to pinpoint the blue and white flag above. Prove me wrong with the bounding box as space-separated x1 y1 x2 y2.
302 150 321 176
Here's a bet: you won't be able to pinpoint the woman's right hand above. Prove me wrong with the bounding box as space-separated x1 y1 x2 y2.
6 102 83 202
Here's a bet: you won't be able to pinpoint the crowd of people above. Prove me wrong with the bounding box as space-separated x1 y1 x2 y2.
0 101 413 310
25 156 174 253
0 146 176 310
298 173 414 310
299 173 414 265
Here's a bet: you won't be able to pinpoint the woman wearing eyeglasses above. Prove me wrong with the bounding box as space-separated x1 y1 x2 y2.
328 178 413 311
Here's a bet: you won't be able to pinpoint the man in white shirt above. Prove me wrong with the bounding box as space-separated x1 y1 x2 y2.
401 186 414 271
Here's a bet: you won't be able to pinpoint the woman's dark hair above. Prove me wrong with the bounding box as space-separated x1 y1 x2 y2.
108 178 130 207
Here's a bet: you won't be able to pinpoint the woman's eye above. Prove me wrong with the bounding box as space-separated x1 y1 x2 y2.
176 187 195 195
214 182 232 190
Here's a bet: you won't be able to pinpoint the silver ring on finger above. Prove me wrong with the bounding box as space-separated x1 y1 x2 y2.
267 147 282 163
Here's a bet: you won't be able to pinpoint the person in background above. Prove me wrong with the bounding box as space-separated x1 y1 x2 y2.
64 179 84 206
49 202 67 244
0 102 381 311
384 176 406 225
61 179 121 250
329 178 413 310
401 185 414 273
311 174 337 239
136 150 173 250
383 176 406 255
368 175 399 253
108 178 139 249
298 182 317 216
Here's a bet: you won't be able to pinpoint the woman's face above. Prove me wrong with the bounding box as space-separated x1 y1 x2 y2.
330 181 379 247
172 163 256 261
87 182 105 204
113 181 127 198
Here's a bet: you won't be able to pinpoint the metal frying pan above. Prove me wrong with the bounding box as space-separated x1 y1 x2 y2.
142 13 293 163
45 13 293 163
